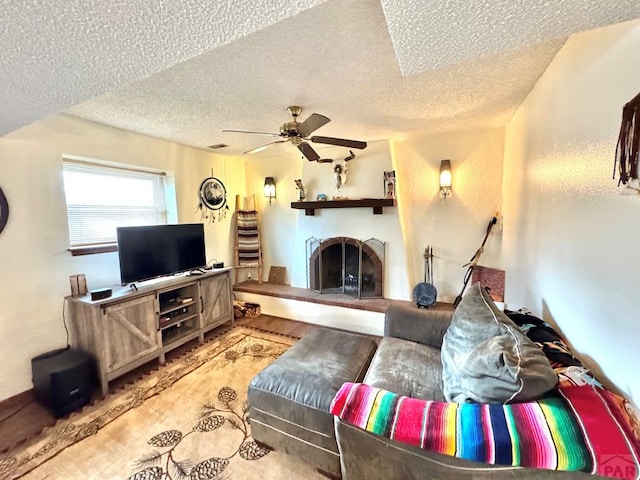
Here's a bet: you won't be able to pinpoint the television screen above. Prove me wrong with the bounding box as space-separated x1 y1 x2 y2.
117 224 206 284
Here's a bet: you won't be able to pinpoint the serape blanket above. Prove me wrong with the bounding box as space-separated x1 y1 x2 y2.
236 210 260 265
330 382 640 479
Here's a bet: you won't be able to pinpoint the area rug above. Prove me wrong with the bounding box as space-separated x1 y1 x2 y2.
0 326 322 480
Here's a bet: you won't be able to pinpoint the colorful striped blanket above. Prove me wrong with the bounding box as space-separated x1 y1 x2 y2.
330 383 640 479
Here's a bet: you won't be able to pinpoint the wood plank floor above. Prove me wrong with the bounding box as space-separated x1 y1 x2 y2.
0 315 315 454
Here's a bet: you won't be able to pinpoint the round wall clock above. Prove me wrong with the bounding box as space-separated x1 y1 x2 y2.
0 186 8 235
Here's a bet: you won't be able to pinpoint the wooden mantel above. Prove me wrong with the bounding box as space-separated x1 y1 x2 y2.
290 198 395 216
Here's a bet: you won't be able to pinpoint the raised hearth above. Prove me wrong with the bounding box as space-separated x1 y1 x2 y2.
232 281 453 314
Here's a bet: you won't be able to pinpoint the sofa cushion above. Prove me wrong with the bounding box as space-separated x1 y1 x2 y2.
364 336 445 401
248 327 377 477
441 283 557 403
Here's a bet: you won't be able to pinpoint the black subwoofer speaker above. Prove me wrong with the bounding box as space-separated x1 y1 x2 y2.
31 347 96 418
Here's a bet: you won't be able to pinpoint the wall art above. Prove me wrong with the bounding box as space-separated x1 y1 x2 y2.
384 171 396 199
197 175 229 223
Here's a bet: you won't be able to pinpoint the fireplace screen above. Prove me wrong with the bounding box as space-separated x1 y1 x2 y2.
306 237 385 298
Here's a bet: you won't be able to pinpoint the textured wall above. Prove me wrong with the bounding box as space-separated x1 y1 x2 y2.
391 128 505 303
503 19 640 406
279 141 410 300
0 114 244 401
245 132 505 304
244 141 409 297
243 151 304 285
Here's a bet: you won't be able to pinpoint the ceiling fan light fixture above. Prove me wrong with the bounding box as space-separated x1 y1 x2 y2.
287 105 302 118
222 106 366 162
281 121 299 135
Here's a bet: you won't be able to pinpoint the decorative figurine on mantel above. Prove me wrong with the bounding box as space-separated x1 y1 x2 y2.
294 179 306 200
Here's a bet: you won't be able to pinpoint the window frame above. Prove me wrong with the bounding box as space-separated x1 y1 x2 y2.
62 156 175 256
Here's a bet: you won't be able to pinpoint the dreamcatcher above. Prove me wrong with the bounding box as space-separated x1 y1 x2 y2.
196 172 229 223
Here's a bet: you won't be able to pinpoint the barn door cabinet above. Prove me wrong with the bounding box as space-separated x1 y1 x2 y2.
67 268 233 395
199 271 233 330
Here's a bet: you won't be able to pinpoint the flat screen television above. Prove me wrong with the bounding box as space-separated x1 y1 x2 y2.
116 223 206 284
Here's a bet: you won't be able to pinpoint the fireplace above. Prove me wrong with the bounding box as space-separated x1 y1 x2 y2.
307 237 385 298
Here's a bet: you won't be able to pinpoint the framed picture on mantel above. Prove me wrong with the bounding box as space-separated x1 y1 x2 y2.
384 171 396 199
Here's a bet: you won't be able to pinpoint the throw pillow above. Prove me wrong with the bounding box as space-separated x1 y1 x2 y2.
504 309 603 389
504 309 583 369
441 283 558 403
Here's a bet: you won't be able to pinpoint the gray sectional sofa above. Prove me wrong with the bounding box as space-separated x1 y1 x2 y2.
333 300 604 479
249 283 636 479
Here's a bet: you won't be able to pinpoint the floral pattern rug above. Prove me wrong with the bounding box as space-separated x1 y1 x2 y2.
0 326 322 480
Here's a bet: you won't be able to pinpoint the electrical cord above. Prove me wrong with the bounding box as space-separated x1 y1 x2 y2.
0 398 34 424
62 296 70 348
0 297 71 425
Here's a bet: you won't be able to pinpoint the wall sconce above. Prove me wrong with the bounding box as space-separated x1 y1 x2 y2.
264 177 276 205
439 159 452 201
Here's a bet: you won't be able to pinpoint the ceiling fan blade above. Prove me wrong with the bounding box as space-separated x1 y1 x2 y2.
317 158 334 163
298 113 331 136
223 129 281 138
298 142 320 162
244 140 288 155
310 135 367 149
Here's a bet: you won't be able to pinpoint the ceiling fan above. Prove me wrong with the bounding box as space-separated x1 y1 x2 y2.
222 106 367 161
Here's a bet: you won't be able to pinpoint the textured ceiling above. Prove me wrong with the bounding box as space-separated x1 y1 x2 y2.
2 0 639 157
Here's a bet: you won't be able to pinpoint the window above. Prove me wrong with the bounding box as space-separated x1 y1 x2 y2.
63 159 169 255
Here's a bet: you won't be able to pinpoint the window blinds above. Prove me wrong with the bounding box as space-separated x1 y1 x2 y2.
63 160 168 246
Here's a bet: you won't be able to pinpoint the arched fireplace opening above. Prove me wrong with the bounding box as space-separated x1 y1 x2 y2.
307 237 385 298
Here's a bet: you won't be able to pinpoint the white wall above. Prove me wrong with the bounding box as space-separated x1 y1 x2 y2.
391 128 505 303
234 292 385 337
243 133 505 304
245 141 410 299
0 118 427 401
503 19 640 406
243 149 304 285
0 114 245 401
292 141 409 299
7 20 637 409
